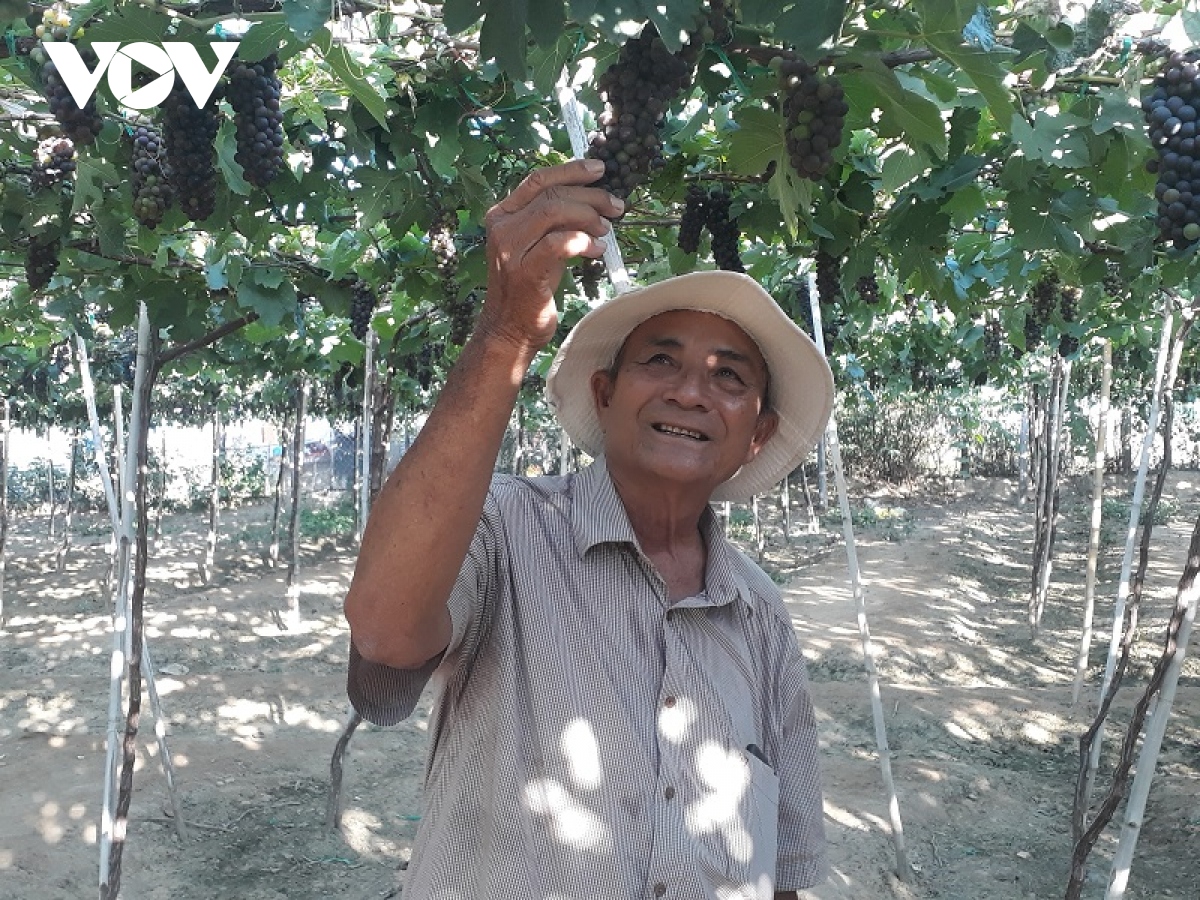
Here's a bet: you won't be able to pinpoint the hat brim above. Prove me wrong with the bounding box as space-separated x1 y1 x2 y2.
546 270 834 502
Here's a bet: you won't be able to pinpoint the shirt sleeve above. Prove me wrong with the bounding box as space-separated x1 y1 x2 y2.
346 487 502 726
768 623 829 890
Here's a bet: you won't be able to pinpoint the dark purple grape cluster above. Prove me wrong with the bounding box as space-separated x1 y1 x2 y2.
1143 51 1200 248
1058 286 1080 357
855 274 879 305
38 50 103 145
705 190 744 273
779 59 847 181
349 279 376 340
163 81 220 221
1103 263 1123 297
816 250 842 304
446 291 476 347
26 237 61 291
1024 313 1043 351
130 122 173 229
677 183 708 254
903 292 918 314
1031 271 1058 327
574 258 605 301
794 279 814 335
403 342 443 392
225 55 284 189
586 24 692 200
984 320 1002 362
31 137 75 189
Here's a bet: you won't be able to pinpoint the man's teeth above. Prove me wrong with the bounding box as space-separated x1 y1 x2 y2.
656 424 705 440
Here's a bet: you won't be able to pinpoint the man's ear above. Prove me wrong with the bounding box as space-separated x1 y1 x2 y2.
743 408 780 465
590 369 615 413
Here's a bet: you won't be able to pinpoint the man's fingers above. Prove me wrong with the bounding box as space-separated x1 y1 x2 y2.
492 159 615 217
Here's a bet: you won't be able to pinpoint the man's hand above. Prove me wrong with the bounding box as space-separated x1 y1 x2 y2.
479 158 623 353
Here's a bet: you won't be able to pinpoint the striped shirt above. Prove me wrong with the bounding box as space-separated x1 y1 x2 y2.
348 457 827 899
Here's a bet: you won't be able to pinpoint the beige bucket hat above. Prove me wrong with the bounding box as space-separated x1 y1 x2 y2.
546 270 835 502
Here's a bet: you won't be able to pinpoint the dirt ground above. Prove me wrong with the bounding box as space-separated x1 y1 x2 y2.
1 471 1198 900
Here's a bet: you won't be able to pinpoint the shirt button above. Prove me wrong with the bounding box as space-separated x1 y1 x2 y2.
664 786 675 800
663 696 676 708
653 883 667 897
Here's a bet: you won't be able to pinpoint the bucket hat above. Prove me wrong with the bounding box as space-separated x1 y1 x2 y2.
546 270 834 502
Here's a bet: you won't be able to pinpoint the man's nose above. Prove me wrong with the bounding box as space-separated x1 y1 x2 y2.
662 365 709 407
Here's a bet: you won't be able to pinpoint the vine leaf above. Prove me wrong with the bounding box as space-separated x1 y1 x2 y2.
282 0 328 43
843 59 947 159
479 0 530 79
929 41 1017 130
82 5 169 43
444 0 485 34
238 268 297 328
772 1 848 57
319 32 391 131
238 22 295 64
215 119 253 196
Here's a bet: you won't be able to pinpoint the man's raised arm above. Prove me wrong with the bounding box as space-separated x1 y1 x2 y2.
344 160 623 670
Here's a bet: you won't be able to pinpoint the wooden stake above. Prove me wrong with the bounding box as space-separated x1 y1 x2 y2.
200 407 221 585
269 409 289 568
0 400 9 628
1087 300 1174 798
46 430 56 540
285 377 307 629
57 431 77 572
358 329 375 543
1073 340 1112 705
807 274 912 882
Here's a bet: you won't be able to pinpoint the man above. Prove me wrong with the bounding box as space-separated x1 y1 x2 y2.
344 159 834 899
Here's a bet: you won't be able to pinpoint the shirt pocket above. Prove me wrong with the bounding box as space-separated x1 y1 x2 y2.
695 749 779 900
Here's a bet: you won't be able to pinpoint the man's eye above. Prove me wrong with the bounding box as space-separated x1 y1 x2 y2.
647 353 673 364
716 367 745 382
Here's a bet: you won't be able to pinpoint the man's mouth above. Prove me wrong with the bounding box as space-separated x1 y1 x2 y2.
653 423 708 441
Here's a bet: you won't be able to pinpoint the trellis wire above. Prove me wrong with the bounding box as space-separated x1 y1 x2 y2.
807 268 912 882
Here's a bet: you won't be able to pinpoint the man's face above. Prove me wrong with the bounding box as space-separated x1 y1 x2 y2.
590 310 778 495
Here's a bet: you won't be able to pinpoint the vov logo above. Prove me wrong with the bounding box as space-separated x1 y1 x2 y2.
41 42 240 111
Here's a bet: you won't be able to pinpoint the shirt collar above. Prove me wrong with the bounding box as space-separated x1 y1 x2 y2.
570 457 750 609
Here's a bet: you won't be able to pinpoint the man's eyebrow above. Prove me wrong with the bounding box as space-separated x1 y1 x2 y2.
713 348 754 366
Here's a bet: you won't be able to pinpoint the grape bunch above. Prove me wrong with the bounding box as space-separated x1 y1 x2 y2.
586 23 693 199
446 291 476 348
574 259 605 301
30 137 76 189
1102 262 1124 298
37 50 104 145
1143 51 1200 248
129 122 173 229
1031 271 1058 325
1023 313 1043 352
429 208 459 301
793 279 814 336
705 190 745 273
903 292 919 315
225 55 285 189
984 320 1003 362
163 81 220 221
1058 286 1080 357
816 250 842 304
26 237 61 291
677 184 708 254
779 58 848 181
855 274 880 305
404 342 443 391
349 279 377 340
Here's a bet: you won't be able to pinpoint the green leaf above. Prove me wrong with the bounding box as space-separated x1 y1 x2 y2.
354 169 410 230
444 0 484 33
321 230 365 281
73 157 122 217
22 189 63 233
1010 111 1090 169
238 268 297 328
1008 190 1074 252
528 0 565 48
237 21 296 64
841 60 947 158
880 145 931 193
728 106 783 178
913 0 975 37
772 1 848 56
282 0 328 43
215 118 253 196
927 40 1018 131
480 0 529 79
529 31 577 96
321 37 391 131
81 5 170 43
95 205 127 259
